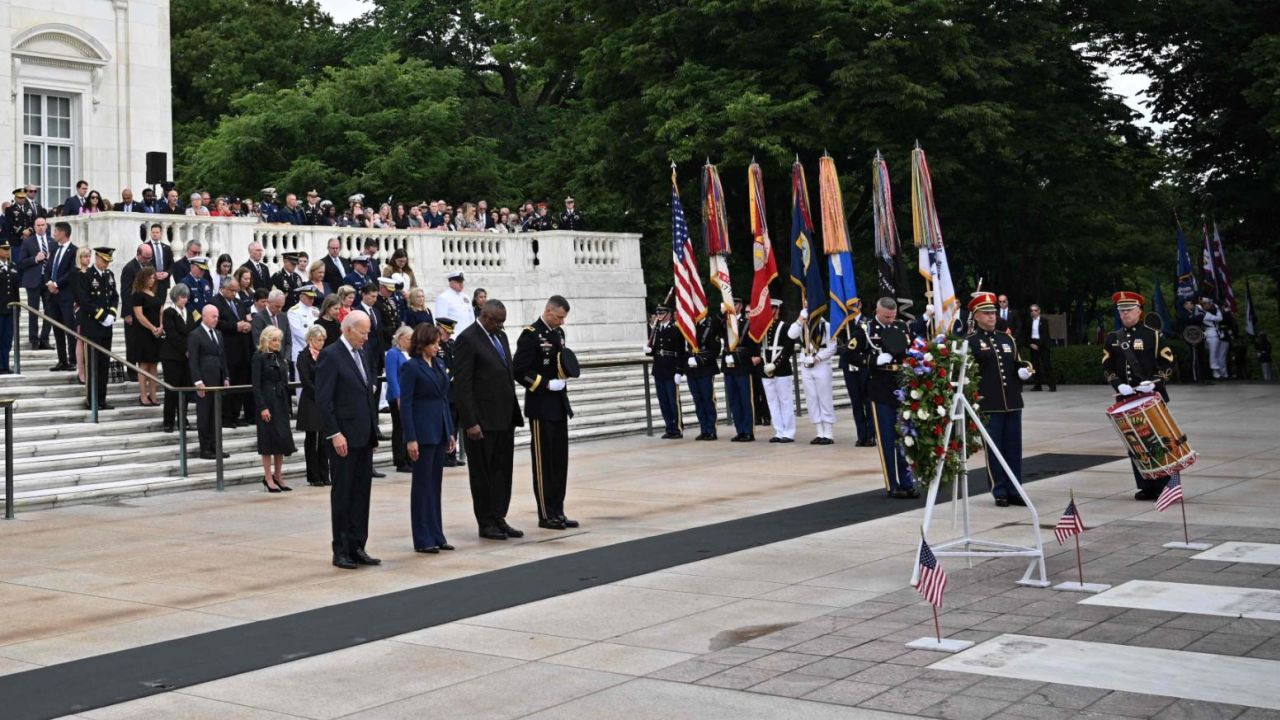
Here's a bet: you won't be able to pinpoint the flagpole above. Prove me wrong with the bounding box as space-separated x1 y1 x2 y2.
1179 485 1190 545
932 605 941 644
1072 489 1084 586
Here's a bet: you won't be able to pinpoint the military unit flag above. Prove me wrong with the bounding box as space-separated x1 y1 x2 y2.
702 162 739 350
818 155 860 338
911 145 959 335
789 160 827 333
747 161 778 343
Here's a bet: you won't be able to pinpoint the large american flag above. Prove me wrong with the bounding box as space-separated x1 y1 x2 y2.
916 538 948 608
1155 474 1184 512
672 170 708 351
1054 499 1086 545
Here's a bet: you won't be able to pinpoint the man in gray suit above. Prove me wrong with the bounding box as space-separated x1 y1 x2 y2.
189 305 230 460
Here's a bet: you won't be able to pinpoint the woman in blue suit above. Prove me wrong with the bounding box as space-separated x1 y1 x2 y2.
400 323 456 553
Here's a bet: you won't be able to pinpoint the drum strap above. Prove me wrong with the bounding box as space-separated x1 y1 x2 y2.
1120 342 1151 383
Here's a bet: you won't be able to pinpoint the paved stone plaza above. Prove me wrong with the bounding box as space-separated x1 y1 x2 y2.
1 383 1278 719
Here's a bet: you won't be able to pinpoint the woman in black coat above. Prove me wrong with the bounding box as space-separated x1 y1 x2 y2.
160 284 199 433
252 326 296 493
295 324 329 486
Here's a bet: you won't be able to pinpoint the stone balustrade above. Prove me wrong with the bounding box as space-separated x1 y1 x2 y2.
58 213 648 345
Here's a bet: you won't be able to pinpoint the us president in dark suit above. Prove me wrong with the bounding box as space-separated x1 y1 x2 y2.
315 310 381 569
452 299 524 540
400 323 455 553
189 305 230 459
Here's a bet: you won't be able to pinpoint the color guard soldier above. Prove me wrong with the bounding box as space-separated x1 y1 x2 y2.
759 299 795 443
685 311 722 440
849 297 917 498
76 246 119 410
722 297 757 442
513 296 578 529
838 316 876 447
272 252 303 308
1103 290 1176 500
644 305 686 439
790 310 837 445
967 292 1034 507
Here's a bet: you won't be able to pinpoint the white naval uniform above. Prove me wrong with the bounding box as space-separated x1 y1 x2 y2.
762 320 796 440
434 287 474 335
287 302 319 366
1202 306 1228 378
789 318 837 439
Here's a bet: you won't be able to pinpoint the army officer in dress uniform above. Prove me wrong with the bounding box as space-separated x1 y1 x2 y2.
1103 290 1177 500
272 252 303 309
849 297 917 498
644 305 687 439
513 295 579 530
76 247 120 410
967 292 1034 507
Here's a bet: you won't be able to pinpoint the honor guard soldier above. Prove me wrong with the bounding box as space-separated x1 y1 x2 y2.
558 196 585 230
513 296 579 529
644 305 687 439
272 252 303 308
5 188 37 242
967 292 1033 507
838 316 876 447
850 297 917 498
287 284 320 366
760 299 796 443
435 317 465 468
685 311 723 440
258 188 279 223
181 256 213 314
1103 290 1177 500
76 246 119 410
0 238 19 373
790 310 838 445
722 297 757 442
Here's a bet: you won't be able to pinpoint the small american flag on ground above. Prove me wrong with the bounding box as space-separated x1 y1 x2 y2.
1155 474 1184 512
916 538 948 608
1054 499 1086 545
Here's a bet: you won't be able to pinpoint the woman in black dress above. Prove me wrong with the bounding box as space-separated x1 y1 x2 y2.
252 326 296 493
129 267 164 406
316 294 342 347
160 284 198 433
295 324 329 486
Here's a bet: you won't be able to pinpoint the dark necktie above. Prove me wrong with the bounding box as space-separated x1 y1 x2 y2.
489 333 507 366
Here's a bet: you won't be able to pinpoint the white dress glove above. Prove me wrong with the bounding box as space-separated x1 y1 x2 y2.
687 356 698 368
1117 383 1136 396
803 356 815 368
876 352 893 366
1137 380 1156 393
642 344 652 354
763 363 776 375
673 374 685 385
1017 367 1031 381
102 314 115 327
799 307 809 320
547 379 566 391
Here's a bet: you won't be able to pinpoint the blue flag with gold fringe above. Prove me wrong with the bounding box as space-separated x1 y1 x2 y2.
789 159 826 331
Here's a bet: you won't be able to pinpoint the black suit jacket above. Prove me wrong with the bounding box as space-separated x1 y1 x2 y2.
114 201 147 213
452 322 523 432
239 260 272 291
119 259 147 320
1022 316 1054 348
322 255 348 290
996 310 1022 338
315 340 379 448
188 324 228 386
61 194 86 218
211 294 252 364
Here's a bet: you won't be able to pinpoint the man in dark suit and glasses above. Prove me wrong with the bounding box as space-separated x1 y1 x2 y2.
452 299 525 540
44 222 78 371
316 310 381 569
189 305 230 459
17 216 53 349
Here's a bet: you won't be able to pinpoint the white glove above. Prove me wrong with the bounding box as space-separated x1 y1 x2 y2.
799 307 809 320
548 379 566 392
1137 380 1156 393
1017 367 1031 381
102 314 116 327
803 357 815 368
1117 383 1136 396
642 344 652 354
687 356 698 368
876 352 892 366
674 374 685 385
764 363 776 375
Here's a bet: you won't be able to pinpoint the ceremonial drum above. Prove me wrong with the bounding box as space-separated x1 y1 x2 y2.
1106 394 1198 479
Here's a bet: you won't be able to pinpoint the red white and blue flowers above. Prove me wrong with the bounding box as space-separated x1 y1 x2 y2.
894 335 983 490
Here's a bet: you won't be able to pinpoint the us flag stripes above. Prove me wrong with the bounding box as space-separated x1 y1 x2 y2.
1155 475 1184 512
670 166 708 351
916 538 948 608
1054 499 1086 545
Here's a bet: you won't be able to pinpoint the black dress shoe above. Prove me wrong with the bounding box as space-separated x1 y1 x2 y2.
1008 495 1026 506
479 527 508 540
856 439 877 447
660 432 683 439
395 465 411 473
769 437 782 443
707 434 717 441
498 521 524 538
730 434 746 442
743 435 755 442
371 469 386 478
198 451 216 460
415 546 440 554
538 518 567 530
558 516 579 528
694 434 710 441
810 437 823 445
819 438 835 445
1135 489 1159 501
162 425 175 433
995 497 1010 507
352 549 381 565
443 457 458 467
438 543 455 551
376 431 389 441
333 555 358 569
777 437 794 443
37 341 52 350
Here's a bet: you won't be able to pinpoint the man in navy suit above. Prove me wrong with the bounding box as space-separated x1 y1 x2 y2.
43 222 78 370
316 310 381 569
61 180 89 217
17 217 54 349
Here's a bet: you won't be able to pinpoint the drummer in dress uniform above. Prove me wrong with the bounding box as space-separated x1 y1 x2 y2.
849 297 918 498
1103 291 1177 500
513 296 579 529
76 247 120 410
722 298 757 442
644 305 687 439
685 311 723 440
759 299 796 443
967 292 1034 507
272 252 303 309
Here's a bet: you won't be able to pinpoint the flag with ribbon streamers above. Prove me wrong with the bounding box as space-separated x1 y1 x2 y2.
702 162 739 351
790 159 826 336
911 144 959 336
1208 222 1237 314
872 151 913 318
1175 220 1197 316
747 161 778 342
818 155 860 339
671 166 707 351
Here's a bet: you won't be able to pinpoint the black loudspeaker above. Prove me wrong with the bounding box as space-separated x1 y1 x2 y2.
145 152 167 185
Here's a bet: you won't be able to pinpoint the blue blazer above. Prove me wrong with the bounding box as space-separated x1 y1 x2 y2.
399 356 454 446
385 347 409 402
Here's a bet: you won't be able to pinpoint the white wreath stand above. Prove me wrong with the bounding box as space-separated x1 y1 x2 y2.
910 339 1050 590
